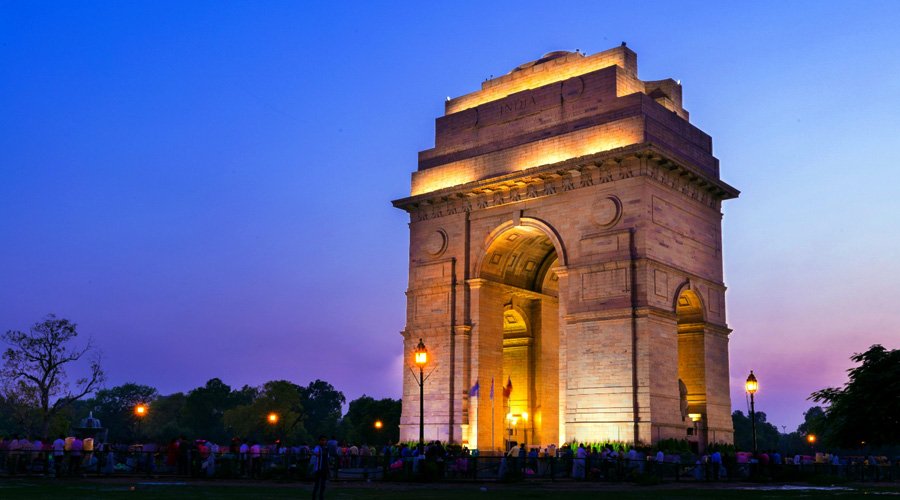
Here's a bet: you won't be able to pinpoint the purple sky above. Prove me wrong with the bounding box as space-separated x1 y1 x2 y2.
2 1 899 431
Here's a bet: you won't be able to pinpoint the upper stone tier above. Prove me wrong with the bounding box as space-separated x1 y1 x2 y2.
411 45 720 197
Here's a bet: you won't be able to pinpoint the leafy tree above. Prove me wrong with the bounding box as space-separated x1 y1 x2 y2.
796 406 826 437
299 379 345 439
2 315 105 438
144 392 190 442
182 378 252 441
0 381 40 436
338 395 400 445
811 344 900 447
88 383 158 442
732 410 780 452
223 380 309 443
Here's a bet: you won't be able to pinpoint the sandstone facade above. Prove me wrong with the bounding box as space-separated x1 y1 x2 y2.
393 46 738 451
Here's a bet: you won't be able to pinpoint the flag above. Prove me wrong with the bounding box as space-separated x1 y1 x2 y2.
503 376 513 398
490 378 494 400
469 380 479 397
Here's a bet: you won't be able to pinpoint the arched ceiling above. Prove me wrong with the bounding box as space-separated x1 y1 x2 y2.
676 289 705 325
480 225 558 295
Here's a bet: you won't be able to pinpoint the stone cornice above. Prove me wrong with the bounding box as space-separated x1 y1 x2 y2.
565 305 731 333
392 143 739 221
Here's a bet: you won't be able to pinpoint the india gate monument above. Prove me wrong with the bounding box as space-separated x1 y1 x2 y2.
392 45 739 452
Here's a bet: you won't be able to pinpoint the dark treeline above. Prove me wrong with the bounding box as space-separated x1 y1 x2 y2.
731 344 900 456
1 315 400 446
0 377 401 447
3 315 898 454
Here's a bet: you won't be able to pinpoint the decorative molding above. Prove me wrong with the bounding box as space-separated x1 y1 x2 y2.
395 146 736 221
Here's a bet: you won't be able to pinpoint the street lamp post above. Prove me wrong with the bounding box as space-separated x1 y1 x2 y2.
374 420 383 447
745 371 759 455
267 412 280 445
134 404 148 441
414 339 428 445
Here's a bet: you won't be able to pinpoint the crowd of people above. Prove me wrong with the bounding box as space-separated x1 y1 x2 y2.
0 433 393 479
1 433 896 483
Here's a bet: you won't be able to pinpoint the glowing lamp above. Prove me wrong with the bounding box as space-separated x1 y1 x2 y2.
413 338 428 444
414 338 428 367
374 420 383 429
267 412 279 425
134 404 148 417
746 370 759 455
745 371 758 395
688 413 702 422
807 434 816 444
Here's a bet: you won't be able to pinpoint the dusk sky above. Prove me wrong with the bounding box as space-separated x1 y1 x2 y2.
2 1 899 431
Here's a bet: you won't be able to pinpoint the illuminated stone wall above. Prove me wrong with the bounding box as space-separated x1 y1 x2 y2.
394 45 738 451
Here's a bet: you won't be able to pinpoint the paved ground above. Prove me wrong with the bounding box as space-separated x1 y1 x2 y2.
1 479 898 499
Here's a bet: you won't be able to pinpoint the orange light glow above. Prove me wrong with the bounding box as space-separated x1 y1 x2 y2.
807 434 816 444
374 420 383 429
134 404 148 417
414 339 428 367
445 46 631 114
267 412 279 425
745 371 758 395
410 123 640 196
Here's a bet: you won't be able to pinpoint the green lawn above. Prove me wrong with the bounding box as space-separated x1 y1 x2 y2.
0 480 897 499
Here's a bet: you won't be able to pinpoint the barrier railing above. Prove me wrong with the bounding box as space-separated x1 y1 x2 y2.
1 449 897 483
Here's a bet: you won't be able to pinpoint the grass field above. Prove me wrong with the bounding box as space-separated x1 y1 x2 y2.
1 480 898 499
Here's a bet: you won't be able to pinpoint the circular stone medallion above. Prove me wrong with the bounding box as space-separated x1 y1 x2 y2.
593 196 622 227
424 230 448 257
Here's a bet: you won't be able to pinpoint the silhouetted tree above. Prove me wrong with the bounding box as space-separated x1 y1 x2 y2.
299 379 345 439
182 378 254 441
732 410 780 452
144 392 190 441
2 315 105 438
796 406 826 437
339 395 401 445
223 380 309 443
89 383 158 441
811 344 900 447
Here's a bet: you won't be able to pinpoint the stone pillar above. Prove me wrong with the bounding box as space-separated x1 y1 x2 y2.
468 279 506 453
534 296 559 446
703 326 733 444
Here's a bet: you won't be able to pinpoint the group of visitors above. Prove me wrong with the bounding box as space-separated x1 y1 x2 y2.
3 432 896 486
1 434 93 476
0 433 391 480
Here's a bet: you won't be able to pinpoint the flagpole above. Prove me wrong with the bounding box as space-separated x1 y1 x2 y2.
490 377 495 454
472 392 478 450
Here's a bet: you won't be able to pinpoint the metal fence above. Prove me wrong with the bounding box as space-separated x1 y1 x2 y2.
1 449 898 483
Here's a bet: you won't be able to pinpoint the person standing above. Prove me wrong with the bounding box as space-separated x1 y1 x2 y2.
312 436 329 500
52 435 66 477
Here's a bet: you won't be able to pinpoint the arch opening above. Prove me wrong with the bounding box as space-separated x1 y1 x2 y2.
676 288 708 451
480 224 560 296
476 223 561 451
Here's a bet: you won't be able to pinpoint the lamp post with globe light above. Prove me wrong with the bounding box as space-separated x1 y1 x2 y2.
134 404 148 441
745 371 759 455
413 339 428 445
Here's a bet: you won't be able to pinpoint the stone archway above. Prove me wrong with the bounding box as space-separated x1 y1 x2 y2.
394 46 739 449
676 287 709 450
469 221 564 451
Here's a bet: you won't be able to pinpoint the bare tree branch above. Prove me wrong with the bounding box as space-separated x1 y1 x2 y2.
2 314 105 439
